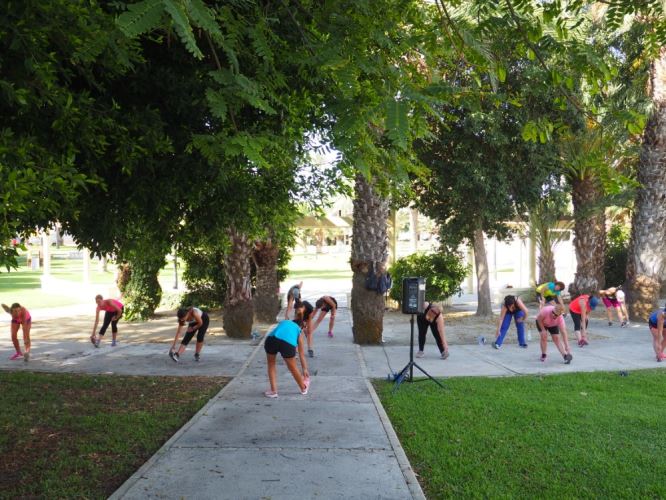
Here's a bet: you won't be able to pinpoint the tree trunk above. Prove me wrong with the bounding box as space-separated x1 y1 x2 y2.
350 174 389 344
537 243 556 284
253 239 280 323
223 228 254 338
626 48 666 320
571 176 606 294
410 207 419 253
473 228 493 316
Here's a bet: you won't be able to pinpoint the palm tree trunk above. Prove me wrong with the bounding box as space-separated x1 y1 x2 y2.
253 239 280 323
571 176 606 294
223 227 254 338
537 245 556 284
350 174 389 344
473 228 492 316
626 48 666 320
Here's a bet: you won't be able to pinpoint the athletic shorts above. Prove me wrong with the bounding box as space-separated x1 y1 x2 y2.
649 321 659 329
321 297 338 313
536 293 556 304
11 318 31 325
570 312 588 332
537 323 560 336
264 335 296 358
602 297 620 308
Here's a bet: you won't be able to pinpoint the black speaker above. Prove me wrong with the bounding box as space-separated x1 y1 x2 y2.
402 277 425 314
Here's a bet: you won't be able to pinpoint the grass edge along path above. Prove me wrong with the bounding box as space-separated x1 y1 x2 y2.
375 369 666 499
0 372 228 498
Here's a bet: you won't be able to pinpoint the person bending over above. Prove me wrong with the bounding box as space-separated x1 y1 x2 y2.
535 281 565 310
169 307 210 363
264 319 310 398
312 296 337 338
535 304 573 364
91 295 123 348
493 295 529 349
416 302 449 359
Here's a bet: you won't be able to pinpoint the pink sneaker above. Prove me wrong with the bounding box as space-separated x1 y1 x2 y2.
9 352 23 361
264 390 278 398
327 331 333 338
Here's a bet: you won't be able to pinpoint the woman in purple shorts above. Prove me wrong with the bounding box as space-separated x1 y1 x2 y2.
599 287 627 327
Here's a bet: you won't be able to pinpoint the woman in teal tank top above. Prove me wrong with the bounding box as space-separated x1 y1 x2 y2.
264 319 310 398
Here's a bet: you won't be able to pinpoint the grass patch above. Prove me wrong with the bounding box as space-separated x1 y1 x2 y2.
0 372 227 498
375 370 666 499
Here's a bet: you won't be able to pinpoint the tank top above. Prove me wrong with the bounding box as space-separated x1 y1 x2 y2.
423 303 440 324
99 299 123 312
269 320 301 347
569 295 590 315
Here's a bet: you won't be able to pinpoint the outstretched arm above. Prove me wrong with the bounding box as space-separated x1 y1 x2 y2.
496 306 507 336
171 325 184 351
91 309 100 335
297 332 309 378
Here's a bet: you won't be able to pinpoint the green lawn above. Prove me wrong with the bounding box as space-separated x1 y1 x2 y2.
0 372 226 498
375 370 666 499
286 251 352 280
0 246 184 309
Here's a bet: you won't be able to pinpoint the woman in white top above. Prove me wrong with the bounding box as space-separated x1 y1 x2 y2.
169 307 210 363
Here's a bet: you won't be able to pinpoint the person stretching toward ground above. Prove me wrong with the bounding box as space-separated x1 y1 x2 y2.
493 295 529 349
91 295 123 348
264 319 310 398
169 307 210 363
535 304 573 364
648 305 666 362
312 296 337 338
416 302 449 359
2 303 31 361
535 281 566 310
284 281 303 319
294 299 315 357
568 293 599 347
599 287 627 327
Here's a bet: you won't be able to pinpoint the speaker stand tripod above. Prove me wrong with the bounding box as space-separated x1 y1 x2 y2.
393 313 445 392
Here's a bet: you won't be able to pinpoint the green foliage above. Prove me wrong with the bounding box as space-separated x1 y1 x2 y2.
121 252 165 320
180 246 226 309
604 223 630 287
388 252 469 305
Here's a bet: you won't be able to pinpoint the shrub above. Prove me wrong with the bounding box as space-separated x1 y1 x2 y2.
389 251 469 305
180 246 226 309
604 223 629 287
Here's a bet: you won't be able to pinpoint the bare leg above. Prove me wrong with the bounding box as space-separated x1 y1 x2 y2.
177 344 187 356
22 323 31 354
327 311 336 335
195 341 204 354
605 307 613 324
551 334 567 356
305 329 313 351
312 311 327 333
661 330 666 358
267 353 278 392
614 306 624 324
539 331 548 356
650 327 662 358
285 297 294 320
284 356 306 391
10 323 21 354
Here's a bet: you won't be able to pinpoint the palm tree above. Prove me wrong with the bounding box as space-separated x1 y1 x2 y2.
626 48 666 320
350 174 389 344
253 238 280 323
223 227 254 338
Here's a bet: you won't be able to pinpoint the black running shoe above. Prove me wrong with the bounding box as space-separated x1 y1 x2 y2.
194 353 200 362
564 353 573 364
169 351 179 363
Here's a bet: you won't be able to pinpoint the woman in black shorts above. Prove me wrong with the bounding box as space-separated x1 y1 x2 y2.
264 319 310 398
313 296 338 338
169 307 209 363
294 300 316 357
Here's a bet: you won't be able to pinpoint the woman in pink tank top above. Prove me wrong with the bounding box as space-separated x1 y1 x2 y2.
2 302 32 361
91 295 124 348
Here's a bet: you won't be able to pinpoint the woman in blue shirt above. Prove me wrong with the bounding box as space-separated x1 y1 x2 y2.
264 319 310 398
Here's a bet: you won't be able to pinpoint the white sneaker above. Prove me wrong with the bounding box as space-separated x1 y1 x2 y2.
441 351 450 360
416 351 424 358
